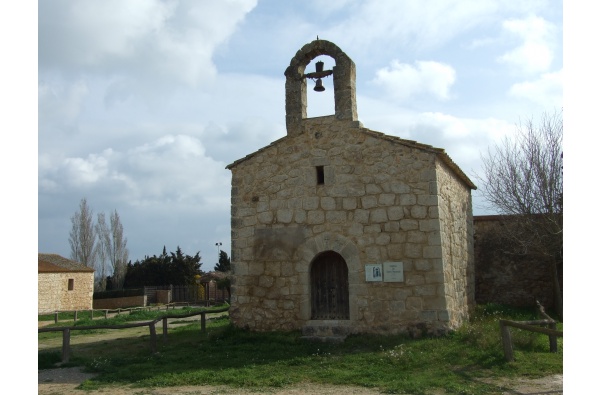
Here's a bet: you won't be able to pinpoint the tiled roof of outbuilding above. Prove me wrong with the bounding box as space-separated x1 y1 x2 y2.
38 253 95 273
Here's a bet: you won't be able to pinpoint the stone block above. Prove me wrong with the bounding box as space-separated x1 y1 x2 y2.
303 196 320 210
419 219 441 232
294 209 307 223
326 211 347 223
404 243 422 258
417 194 438 206
378 193 396 206
259 275 274 288
354 209 370 224
307 210 325 224
411 205 428 219
370 208 388 223
249 262 265 276
399 194 417 205
321 197 336 210
342 197 358 210
423 246 442 259
277 209 294 223
375 233 391 245
400 219 419 230
361 195 378 209
406 296 423 310
387 206 404 221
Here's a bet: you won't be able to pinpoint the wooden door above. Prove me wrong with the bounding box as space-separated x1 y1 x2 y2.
310 251 349 319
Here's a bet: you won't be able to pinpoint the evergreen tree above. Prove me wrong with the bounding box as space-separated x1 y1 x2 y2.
123 246 203 287
214 250 231 272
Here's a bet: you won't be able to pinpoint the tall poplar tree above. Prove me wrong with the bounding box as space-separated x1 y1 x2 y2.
69 198 97 270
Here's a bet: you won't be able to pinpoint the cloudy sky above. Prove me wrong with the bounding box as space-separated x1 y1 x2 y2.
34 0 564 271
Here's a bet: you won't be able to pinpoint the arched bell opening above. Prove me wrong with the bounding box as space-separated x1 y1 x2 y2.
309 250 350 320
284 39 358 136
306 55 335 117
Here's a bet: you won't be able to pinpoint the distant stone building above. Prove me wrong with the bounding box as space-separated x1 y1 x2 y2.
38 253 94 314
226 39 476 338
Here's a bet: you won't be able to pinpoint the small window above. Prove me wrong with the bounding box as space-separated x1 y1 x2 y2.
316 166 325 185
68 279 74 291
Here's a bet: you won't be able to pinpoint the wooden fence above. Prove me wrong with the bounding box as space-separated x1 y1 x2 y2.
498 301 563 362
38 305 229 363
40 302 206 324
144 284 227 304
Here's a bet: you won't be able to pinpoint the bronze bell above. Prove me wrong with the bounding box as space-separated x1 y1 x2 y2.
314 78 325 92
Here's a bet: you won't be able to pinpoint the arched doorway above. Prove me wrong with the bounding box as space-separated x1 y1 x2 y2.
310 251 349 320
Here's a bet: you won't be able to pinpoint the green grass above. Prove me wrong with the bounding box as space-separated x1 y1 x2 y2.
38 305 228 340
39 304 562 395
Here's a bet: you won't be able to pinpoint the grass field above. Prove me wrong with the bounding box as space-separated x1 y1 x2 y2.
38 304 562 395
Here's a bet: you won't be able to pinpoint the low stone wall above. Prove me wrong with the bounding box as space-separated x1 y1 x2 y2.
93 295 147 309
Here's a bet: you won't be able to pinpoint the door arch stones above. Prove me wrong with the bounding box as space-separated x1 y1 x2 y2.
296 232 360 321
284 39 358 136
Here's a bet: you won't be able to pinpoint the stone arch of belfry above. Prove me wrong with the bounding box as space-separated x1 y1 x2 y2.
284 39 358 136
296 232 360 321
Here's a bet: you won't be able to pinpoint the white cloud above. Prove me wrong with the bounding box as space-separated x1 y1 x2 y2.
372 60 456 103
38 79 89 127
321 0 549 53
498 16 557 74
508 69 562 107
39 0 258 86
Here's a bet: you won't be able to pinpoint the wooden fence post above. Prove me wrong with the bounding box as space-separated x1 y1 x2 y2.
201 312 206 333
162 317 168 342
74 310 78 322
499 320 514 362
549 322 558 352
149 322 157 353
104 310 108 319
54 312 58 324
62 328 71 363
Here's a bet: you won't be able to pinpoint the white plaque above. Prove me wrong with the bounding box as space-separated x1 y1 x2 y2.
365 264 383 282
383 262 404 282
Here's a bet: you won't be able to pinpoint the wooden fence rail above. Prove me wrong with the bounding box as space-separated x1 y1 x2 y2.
39 301 212 324
498 302 563 362
38 306 229 363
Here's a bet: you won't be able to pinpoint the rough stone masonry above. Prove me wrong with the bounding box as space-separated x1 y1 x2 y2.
226 39 476 337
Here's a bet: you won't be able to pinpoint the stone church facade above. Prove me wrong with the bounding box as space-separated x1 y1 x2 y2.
226 39 476 337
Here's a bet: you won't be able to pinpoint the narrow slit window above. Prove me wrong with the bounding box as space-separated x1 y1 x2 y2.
68 279 74 291
316 166 325 185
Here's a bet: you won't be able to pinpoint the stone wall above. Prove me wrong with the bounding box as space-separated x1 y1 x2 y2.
436 160 475 328
228 115 474 335
38 272 94 313
93 295 147 309
473 216 558 308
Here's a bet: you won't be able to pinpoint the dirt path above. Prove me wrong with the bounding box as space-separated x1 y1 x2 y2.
37 369 564 395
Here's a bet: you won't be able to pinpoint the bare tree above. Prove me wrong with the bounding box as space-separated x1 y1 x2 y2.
96 209 129 289
108 210 129 289
69 198 97 270
94 212 110 291
475 110 563 317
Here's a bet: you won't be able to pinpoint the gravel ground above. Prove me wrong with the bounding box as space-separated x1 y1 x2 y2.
38 366 563 395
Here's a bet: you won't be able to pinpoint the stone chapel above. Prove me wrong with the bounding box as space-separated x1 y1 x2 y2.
226 39 476 339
